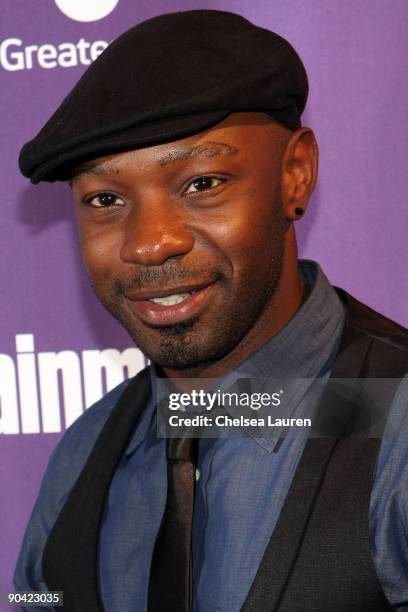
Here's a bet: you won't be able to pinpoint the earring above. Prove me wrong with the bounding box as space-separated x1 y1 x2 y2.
295 207 304 216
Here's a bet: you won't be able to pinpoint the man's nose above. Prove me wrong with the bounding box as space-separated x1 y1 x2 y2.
119 196 194 266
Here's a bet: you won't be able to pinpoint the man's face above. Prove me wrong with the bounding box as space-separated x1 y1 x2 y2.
71 113 291 373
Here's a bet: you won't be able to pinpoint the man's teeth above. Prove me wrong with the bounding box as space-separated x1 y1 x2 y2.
150 292 191 306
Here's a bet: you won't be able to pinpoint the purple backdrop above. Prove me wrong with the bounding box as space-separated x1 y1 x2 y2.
1 0 407 604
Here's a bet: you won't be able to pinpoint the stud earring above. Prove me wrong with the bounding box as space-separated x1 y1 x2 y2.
295 207 304 216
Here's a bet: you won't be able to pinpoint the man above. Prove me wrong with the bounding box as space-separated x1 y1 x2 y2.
14 10 408 612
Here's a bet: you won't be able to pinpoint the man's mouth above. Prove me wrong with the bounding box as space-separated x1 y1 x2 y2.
149 291 193 306
125 282 215 326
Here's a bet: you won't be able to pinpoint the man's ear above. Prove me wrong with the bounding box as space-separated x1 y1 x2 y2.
281 128 318 220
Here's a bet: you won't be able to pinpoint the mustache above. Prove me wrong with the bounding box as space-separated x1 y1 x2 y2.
113 261 224 294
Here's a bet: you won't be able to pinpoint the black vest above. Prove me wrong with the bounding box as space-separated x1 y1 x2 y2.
42 290 408 611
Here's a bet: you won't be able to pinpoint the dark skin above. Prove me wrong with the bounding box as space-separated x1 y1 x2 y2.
71 112 318 381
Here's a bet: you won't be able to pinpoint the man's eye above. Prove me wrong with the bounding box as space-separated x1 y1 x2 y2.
184 176 223 194
85 192 125 208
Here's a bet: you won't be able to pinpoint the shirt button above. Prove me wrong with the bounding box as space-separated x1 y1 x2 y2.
195 468 201 481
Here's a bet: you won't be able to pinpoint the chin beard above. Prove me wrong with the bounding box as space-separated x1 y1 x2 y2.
135 318 212 371
127 316 233 371
153 337 203 371
133 317 248 372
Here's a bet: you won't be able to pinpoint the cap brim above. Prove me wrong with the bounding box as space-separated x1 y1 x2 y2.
26 110 231 183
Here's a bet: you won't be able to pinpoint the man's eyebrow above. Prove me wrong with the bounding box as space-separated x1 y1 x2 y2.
158 141 239 166
70 161 120 182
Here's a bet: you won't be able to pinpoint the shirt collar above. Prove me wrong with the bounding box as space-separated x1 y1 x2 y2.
237 259 345 381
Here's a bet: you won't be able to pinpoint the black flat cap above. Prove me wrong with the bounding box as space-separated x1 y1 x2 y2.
19 10 309 183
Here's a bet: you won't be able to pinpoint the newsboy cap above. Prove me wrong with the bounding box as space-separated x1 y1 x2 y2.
19 9 309 184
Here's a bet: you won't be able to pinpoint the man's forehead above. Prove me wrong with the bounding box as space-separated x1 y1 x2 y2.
158 141 239 167
72 141 239 180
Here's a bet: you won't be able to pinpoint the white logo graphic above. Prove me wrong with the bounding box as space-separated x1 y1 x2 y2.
54 0 119 23
0 334 146 435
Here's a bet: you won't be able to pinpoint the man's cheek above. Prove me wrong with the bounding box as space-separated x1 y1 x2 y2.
81 250 115 299
80 234 113 270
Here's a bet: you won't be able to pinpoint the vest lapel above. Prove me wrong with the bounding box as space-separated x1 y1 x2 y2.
241 317 374 612
42 367 151 612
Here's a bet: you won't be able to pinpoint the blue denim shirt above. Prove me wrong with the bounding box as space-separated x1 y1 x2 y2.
14 261 408 610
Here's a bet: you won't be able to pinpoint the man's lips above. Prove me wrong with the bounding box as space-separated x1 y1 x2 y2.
124 281 215 326
124 281 213 302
